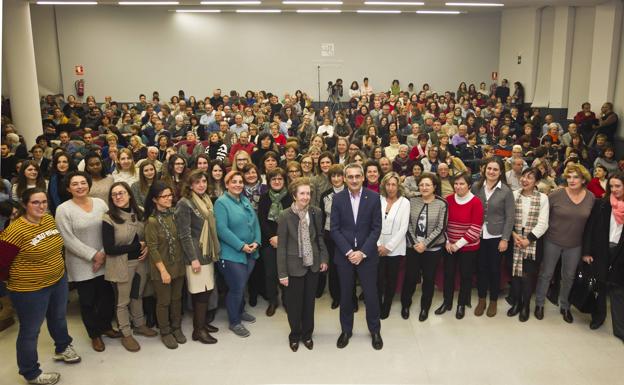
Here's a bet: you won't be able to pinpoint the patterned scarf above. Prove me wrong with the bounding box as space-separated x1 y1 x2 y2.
155 208 177 258
512 190 541 277
191 192 220 261
610 194 624 225
290 203 313 267
268 189 288 222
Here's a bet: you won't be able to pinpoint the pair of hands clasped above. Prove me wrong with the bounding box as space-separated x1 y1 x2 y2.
280 262 328 287
92 241 148 273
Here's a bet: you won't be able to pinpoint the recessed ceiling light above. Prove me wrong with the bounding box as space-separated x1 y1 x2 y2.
119 1 179 4
445 2 503 6
296 9 342 13
236 8 281 12
417 10 461 14
283 1 342 4
364 1 424 5
37 1 98 4
200 1 261 4
357 9 401 13
176 9 222 12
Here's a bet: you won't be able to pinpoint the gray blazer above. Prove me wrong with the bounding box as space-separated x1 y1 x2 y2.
471 181 515 240
175 197 213 265
276 206 329 279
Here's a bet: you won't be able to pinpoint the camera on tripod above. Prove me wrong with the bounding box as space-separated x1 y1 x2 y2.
327 78 343 98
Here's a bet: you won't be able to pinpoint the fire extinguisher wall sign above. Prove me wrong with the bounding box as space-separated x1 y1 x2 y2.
75 65 84 76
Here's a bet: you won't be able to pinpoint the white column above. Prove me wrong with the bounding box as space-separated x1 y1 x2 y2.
588 0 623 107
548 6 575 108
2 0 42 149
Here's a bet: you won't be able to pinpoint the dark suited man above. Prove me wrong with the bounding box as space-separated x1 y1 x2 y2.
331 163 383 350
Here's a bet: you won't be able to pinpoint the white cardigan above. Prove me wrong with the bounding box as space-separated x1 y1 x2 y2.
377 196 411 256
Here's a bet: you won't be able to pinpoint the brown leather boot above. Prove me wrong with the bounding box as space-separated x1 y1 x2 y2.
474 298 486 316
487 301 497 317
192 301 217 344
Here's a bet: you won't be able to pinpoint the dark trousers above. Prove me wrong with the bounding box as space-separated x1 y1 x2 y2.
443 250 477 307
152 276 184 335
402 249 441 311
510 258 538 307
324 232 341 302
609 285 624 342
248 252 265 302
217 257 256 326
377 256 401 316
73 275 115 339
337 260 380 334
285 270 319 343
9 275 73 381
477 238 503 301
262 246 285 306
593 282 608 323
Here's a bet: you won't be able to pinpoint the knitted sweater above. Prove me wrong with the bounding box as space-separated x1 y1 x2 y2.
445 193 484 252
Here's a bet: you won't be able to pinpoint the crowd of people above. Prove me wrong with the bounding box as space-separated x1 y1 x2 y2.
0 78 622 385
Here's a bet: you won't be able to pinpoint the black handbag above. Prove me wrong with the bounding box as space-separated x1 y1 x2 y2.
569 262 598 314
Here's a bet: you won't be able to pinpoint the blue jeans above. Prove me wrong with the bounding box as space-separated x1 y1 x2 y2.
9 275 73 381
217 257 255 326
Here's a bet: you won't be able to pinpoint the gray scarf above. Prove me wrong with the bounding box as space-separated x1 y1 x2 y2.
290 203 313 267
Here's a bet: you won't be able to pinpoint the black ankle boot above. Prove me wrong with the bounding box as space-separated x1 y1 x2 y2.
507 302 522 317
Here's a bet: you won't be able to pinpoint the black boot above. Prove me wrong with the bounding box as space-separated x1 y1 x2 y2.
507 302 522 317
519 304 530 322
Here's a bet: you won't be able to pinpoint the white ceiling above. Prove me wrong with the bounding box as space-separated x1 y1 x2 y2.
30 0 612 13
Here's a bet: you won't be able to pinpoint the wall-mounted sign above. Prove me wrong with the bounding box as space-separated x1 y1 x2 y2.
75 65 84 76
491 71 498 81
321 43 334 57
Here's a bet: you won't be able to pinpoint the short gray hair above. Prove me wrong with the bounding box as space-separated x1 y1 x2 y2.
344 162 364 176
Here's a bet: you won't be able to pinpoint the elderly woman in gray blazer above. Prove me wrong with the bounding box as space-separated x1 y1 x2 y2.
277 177 329 352
471 157 515 317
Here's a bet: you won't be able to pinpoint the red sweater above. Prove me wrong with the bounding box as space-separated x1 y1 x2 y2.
445 193 484 252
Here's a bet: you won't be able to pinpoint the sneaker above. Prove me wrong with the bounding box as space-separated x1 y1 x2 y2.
28 372 60 385
161 334 178 349
133 325 158 337
121 335 141 352
241 312 256 323
229 323 250 338
53 345 81 364
172 329 187 344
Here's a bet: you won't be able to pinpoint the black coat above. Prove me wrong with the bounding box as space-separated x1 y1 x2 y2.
257 190 293 246
582 198 624 287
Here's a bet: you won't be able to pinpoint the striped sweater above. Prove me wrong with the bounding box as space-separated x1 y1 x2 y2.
446 192 484 252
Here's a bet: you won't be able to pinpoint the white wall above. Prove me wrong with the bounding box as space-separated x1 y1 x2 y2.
30 4 62 96
613 11 624 139
566 6 595 118
35 6 500 101
531 6 554 107
498 7 541 103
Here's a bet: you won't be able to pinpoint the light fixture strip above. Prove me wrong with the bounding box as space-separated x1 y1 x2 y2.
445 2 503 6
283 1 342 4
417 10 461 14
200 1 261 5
296 9 341 13
37 1 98 4
119 1 180 5
176 9 222 12
357 9 401 13
364 1 424 5
236 9 281 12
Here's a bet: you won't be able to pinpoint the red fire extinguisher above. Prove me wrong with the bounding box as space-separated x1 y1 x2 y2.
75 79 85 97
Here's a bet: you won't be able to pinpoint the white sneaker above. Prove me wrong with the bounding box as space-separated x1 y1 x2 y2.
28 372 60 385
53 344 81 364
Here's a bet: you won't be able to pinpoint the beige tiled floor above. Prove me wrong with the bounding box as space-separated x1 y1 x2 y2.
0 291 622 385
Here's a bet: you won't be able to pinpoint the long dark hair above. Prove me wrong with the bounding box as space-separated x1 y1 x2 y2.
51 151 77 176
207 159 225 198
606 172 624 199
15 160 47 199
143 181 172 221
107 181 143 224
